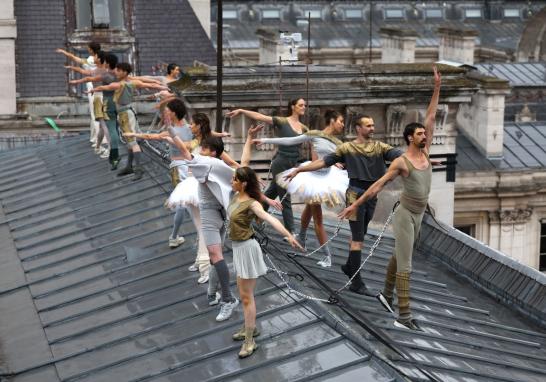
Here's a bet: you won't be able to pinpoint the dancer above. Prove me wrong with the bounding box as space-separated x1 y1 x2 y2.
227 98 308 235
284 115 402 295
253 110 347 267
164 128 283 323
126 112 233 284
68 51 116 160
229 129 303 358
56 42 101 145
89 62 168 181
339 66 441 330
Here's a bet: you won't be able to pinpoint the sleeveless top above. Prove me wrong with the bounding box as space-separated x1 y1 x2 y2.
168 123 192 158
271 116 308 159
399 154 432 214
113 81 135 110
228 196 257 241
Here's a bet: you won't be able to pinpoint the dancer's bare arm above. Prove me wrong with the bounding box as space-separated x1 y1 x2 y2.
226 109 273 124
65 65 93 76
283 159 327 182
69 75 102 85
250 201 303 250
88 82 121 94
56 48 86 65
124 132 168 140
424 65 441 154
338 158 403 219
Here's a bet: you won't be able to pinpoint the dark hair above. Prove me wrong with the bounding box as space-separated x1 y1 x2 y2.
97 51 107 65
116 62 132 74
354 114 372 128
166 99 187 120
192 112 211 140
286 98 304 116
105 53 118 70
201 136 224 158
167 63 179 75
403 122 425 145
88 42 101 55
324 109 341 125
235 167 262 201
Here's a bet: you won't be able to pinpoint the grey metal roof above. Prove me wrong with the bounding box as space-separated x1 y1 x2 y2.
456 121 546 171
475 62 546 87
0 135 545 381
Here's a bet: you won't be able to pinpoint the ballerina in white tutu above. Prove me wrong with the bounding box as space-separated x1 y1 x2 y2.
252 110 347 267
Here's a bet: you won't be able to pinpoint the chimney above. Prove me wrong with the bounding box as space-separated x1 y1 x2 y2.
437 27 478 65
457 73 511 158
379 27 417 63
256 29 300 65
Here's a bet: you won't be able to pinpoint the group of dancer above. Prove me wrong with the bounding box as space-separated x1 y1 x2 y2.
61 42 441 357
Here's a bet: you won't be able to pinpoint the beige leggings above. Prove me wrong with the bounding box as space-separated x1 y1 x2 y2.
393 205 424 273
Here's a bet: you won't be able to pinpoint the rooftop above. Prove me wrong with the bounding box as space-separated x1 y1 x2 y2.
0 135 544 381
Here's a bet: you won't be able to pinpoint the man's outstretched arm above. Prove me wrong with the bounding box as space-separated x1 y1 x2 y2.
424 65 441 153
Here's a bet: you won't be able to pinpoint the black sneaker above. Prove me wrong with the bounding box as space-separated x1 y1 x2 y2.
349 282 375 296
117 167 134 177
376 293 395 314
132 167 143 181
394 318 423 332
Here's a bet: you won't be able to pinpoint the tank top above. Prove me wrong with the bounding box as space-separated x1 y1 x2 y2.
228 196 257 241
114 81 135 109
399 154 432 214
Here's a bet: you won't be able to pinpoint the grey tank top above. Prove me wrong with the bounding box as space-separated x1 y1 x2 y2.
169 124 192 158
399 154 432 214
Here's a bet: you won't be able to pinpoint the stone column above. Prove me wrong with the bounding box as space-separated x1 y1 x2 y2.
379 27 417 64
437 27 478 65
0 0 16 115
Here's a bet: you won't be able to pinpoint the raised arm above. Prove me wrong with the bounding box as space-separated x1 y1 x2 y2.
65 65 93 76
131 79 169 92
250 201 303 250
424 65 441 153
220 151 241 169
226 109 273 124
56 48 86 65
338 158 403 219
89 82 121 93
253 134 309 147
69 75 103 85
240 125 261 167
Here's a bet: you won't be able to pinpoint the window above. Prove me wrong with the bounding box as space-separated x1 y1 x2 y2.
75 0 124 29
538 222 546 272
304 9 322 19
464 9 482 19
385 9 405 19
262 9 280 19
503 8 520 18
456 225 475 238
425 8 443 19
345 9 363 19
222 9 238 19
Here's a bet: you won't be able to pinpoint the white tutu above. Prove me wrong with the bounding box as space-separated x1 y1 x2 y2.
165 176 199 209
277 161 348 208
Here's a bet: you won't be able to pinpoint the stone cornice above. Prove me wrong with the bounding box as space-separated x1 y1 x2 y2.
456 170 546 195
0 19 16 39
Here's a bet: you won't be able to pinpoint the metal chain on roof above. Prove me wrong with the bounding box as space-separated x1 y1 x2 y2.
335 202 399 294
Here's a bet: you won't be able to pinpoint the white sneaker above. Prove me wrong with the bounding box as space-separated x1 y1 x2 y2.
168 236 185 248
94 146 101 154
317 255 332 268
99 149 110 159
216 298 239 322
198 273 210 284
188 264 199 272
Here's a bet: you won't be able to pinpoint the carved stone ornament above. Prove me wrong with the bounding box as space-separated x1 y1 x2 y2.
498 208 533 224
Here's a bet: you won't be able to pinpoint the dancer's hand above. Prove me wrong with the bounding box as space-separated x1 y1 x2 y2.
252 139 263 146
266 197 283 211
287 235 305 252
226 109 242 118
338 204 357 220
219 132 231 137
334 163 345 169
283 169 299 182
247 124 264 139
433 64 441 86
84 89 95 95
123 132 136 137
